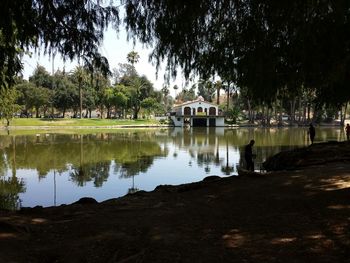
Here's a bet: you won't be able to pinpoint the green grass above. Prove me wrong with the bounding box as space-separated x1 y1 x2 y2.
1 118 162 127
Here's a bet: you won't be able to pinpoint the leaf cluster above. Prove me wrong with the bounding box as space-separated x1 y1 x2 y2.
123 0 350 105
0 0 119 88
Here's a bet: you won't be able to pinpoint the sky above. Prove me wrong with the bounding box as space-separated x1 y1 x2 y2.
21 26 186 97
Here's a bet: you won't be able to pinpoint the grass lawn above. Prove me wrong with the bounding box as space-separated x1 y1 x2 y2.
0 118 163 127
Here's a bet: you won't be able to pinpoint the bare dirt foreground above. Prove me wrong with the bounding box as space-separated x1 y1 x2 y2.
1 143 350 263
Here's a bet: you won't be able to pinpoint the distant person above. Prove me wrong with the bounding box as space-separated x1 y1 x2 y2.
308 123 315 144
244 140 255 171
346 124 350 141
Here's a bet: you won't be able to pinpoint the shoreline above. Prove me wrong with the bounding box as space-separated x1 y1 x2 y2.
0 123 345 130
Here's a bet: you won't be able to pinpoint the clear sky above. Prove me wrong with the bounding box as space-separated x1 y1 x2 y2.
21 26 186 97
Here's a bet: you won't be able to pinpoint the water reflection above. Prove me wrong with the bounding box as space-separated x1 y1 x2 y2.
70 161 111 187
0 176 25 210
0 127 345 210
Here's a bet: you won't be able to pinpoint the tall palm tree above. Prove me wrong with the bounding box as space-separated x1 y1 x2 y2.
173 85 179 102
72 66 86 119
161 86 170 109
214 81 222 105
127 51 140 66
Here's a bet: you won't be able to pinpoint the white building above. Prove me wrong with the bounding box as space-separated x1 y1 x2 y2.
170 96 225 127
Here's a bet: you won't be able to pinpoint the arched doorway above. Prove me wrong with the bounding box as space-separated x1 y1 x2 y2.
209 107 216 115
184 107 191 115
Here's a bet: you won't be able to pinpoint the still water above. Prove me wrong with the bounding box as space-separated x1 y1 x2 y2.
0 127 346 210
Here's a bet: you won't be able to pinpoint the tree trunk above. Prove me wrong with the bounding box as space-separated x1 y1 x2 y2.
289 99 296 124
261 106 266 126
35 107 39 118
340 102 348 126
133 104 140 119
226 87 230 111
79 80 82 119
106 107 111 119
266 107 271 126
303 102 307 123
216 87 220 105
247 98 252 123
274 98 278 122
298 98 302 123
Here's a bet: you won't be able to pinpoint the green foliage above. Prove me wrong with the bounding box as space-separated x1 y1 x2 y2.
225 106 241 124
0 132 167 187
0 118 160 128
141 97 163 116
176 85 196 102
29 65 53 89
0 176 26 211
123 0 350 106
0 87 20 126
197 79 216 102
126 51 140 66
1 1 119 89
52 71 78 117
16 81 51 117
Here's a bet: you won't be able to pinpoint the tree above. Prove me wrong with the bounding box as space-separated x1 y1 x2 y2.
52 72 77 118
113 86 128 118
173 85 179 102
123 1 350 107
177 85 196 103
0 87 20 126
141 97 161 117
113 63 137 84
197 79 216 102
103 87 115 119
214 81 222 105
127 51 140 66
29 65 52 89
114 61 156 119
1 0 119 89
161 86 170 111
0 176 25 211
16 81 52 118
71 66 84 118
127 77 148 119
15 81 36 116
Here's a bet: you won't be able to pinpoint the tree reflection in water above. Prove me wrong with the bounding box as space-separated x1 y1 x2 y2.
117 156 154 194
0 127 346 209
0 176 26 211
70 161 111 187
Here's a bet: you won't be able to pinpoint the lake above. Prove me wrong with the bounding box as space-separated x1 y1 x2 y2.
0 127 346 210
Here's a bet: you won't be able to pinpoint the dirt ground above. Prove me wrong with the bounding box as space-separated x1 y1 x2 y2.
1 152 350 262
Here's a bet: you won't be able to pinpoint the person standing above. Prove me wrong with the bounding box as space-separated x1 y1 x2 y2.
244 140 255 171
308 123 316 144
345 123 350 141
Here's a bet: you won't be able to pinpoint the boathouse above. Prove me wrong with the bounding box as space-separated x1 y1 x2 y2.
169 96 225 127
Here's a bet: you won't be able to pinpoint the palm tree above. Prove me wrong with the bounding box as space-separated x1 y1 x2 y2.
161 86 170 110
173 85 179 102
127 51 140 66
214 81 222 105
72 66 87 119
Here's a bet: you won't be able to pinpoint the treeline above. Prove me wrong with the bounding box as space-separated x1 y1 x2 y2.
189 79 348 126
10 62 174 120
